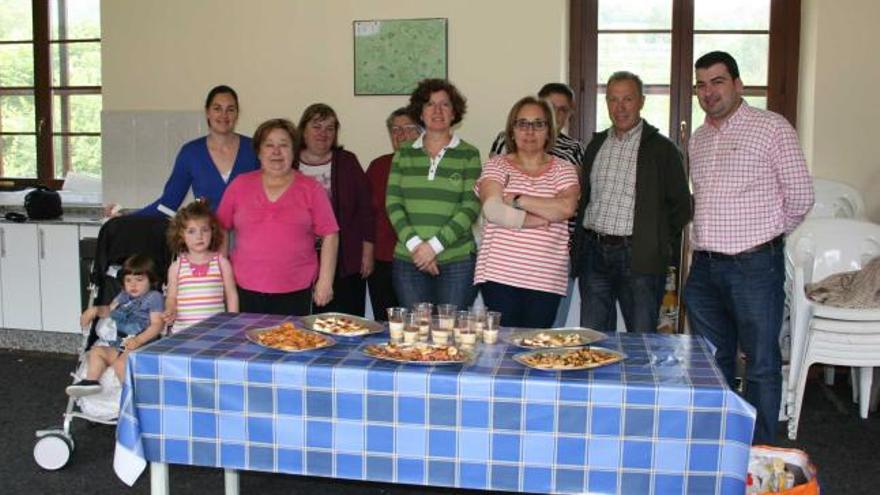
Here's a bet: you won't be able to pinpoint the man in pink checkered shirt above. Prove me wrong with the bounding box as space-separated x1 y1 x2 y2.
683 51 814 446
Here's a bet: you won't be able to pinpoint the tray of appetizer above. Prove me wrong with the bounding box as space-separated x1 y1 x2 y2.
363 342 475 365
300 312 384 337
245 322 335 352
513 346 625 371
505 327 608 349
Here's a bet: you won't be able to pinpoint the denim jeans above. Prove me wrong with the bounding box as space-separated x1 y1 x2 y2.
392 257 477 309
552 277 577 327
577 235 664 332
684 245 784 445
480 281 561 328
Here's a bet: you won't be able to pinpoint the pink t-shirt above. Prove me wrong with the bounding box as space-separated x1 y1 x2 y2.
217 170 339 293
474 155 579 295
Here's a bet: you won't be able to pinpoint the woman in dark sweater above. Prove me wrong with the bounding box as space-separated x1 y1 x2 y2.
297 103 375 316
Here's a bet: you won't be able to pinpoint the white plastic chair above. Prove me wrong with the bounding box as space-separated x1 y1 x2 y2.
807 177 867 220
786 218 880 439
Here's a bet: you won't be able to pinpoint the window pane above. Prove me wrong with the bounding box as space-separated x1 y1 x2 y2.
598 0 671 30
694 0 769 31
50 0 101 40
53 134 100 178
691 95 767 129
0 0 33 40
598 33 671 85
693 34 769 86
52 93 100 132
597 90 671 138
0 134 37 177
0 93 35 132
51 41 101 86
0 44 34 86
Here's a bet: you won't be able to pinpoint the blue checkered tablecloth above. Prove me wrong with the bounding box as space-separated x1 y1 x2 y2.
114 313 755 494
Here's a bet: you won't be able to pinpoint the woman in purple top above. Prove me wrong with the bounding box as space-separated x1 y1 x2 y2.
296 103 375 317
136 85 258 216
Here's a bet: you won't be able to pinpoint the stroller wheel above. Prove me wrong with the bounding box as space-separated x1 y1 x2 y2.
34 432 74 470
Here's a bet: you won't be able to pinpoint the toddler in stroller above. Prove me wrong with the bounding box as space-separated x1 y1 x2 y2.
65 254 164 396
33 215 171 471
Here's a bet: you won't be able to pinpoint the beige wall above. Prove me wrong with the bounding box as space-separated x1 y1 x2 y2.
798 0 880 221
101 0 568 207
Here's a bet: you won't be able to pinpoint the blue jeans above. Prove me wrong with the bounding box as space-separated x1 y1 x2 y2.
552 277 577 327
392 257 477 310
684 245 784 445
577 235 664 333
480 281 561 328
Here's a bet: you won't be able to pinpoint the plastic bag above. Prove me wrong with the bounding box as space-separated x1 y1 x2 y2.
748 446 820 494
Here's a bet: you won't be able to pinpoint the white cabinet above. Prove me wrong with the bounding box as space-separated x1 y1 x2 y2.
0 222 84 333
0 224 42 330
39 224 82 333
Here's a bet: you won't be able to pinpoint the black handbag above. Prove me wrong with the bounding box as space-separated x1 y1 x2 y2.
24 186 63 220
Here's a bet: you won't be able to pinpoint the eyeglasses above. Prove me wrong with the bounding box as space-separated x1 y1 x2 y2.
514 119 549 131
390 125 420 134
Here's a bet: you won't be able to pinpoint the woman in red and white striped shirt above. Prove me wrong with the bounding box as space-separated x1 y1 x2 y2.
474 96 580 328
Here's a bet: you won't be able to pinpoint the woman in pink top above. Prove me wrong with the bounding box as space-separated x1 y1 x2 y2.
217 119 339 316
475 96 580 328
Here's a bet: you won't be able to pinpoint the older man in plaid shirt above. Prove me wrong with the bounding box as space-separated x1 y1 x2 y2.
684 51 814 445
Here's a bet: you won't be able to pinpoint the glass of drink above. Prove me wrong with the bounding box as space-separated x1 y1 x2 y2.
412 303 432 342
483 311 502 344
403 313 419 344
436 304 456 330
454 310 472 344
431 316 450 345
387 307 407 342
470 307 487 338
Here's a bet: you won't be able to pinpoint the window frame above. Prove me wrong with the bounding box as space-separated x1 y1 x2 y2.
568 0 801 146
0 0 102 189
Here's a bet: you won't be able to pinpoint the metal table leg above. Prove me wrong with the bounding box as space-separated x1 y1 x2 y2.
150 462 169 495
224 468 240 495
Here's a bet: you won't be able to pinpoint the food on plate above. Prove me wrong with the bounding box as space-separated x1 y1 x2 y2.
515 331 585 348
312 315 369 335
519 347 622 370
254 322 330 351
364 342 467 363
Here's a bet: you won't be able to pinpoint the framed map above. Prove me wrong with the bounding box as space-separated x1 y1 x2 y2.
353 18 448 96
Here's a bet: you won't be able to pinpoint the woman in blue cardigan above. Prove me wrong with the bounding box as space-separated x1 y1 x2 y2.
136 85 259 216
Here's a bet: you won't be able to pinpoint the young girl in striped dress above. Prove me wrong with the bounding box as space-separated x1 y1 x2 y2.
164 200 238 334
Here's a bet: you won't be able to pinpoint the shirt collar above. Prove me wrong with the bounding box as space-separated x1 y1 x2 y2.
412 132 462 150
609 119 643 142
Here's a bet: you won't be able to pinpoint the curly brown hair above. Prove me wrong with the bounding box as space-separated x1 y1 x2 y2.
407 78 467 127
167 199 224 254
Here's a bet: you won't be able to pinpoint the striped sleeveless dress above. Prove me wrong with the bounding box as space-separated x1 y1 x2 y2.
170 253 226 333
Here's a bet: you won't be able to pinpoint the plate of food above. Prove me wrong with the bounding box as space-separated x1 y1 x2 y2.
513 346 625 371
363 342 475 365
245 322 335 352
300 312 384 337
505 327 608 349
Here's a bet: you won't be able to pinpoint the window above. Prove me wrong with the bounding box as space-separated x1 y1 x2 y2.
569 0 800 143
0 0 101 187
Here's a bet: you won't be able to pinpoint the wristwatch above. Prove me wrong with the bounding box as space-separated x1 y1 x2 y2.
512 194 523 210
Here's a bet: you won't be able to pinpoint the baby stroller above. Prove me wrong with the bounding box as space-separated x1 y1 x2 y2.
33 215 171 470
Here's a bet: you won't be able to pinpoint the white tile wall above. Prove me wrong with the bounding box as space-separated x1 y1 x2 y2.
102 110 204 210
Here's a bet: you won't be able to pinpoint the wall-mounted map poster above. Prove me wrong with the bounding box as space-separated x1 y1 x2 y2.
353 18 448 96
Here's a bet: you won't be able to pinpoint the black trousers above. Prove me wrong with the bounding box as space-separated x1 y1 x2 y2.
314 273 366 316
237 286 312 316
367 260 398 321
